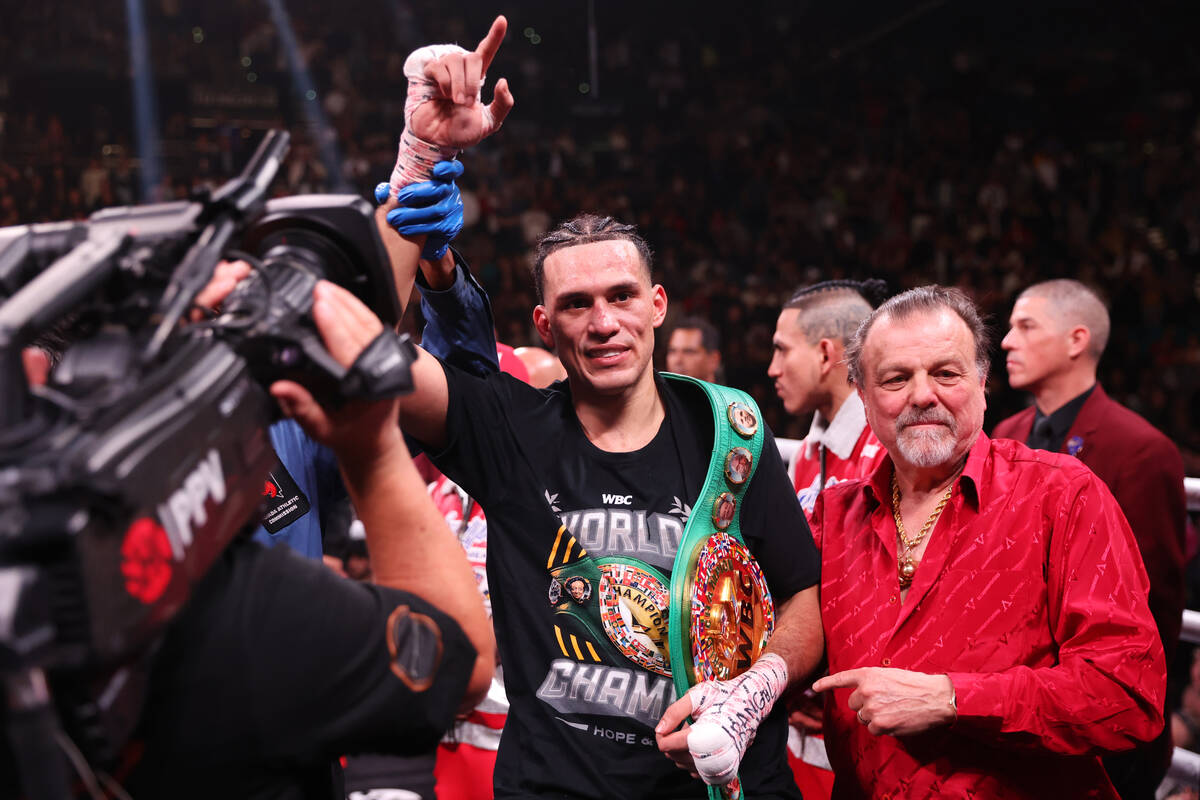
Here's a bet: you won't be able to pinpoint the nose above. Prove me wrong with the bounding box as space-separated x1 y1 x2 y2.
767 353 781 378
589 301 620 337
909 372 938 408
1000 328 1016 351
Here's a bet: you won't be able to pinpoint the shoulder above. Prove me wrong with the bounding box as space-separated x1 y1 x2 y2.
1078 393 1183 480
1089 393 1177 450
982 436 1105 499
991 406 1034 439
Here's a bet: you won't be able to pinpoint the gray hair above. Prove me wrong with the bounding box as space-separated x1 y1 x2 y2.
845 285 991 386
1018 279 1110 360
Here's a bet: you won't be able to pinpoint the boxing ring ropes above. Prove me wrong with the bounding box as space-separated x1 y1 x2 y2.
1171 476 1200 784
777 439 1200 786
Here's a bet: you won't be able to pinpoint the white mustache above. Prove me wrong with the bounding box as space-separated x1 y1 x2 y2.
897 408 956 433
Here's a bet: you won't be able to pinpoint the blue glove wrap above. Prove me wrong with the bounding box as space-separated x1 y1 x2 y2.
373 160 464 261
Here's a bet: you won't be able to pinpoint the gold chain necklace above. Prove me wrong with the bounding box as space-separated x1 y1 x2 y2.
891 474 954 589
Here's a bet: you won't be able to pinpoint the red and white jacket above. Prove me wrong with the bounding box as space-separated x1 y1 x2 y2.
789 393 887 518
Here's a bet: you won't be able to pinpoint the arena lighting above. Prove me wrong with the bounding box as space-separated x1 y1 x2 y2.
262 0 350 191
124 0 163 200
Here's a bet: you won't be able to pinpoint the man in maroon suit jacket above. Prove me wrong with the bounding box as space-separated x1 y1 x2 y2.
994 278 1186 800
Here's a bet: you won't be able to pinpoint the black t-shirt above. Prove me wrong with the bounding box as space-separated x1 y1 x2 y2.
431 366 819 799
122 539 475 800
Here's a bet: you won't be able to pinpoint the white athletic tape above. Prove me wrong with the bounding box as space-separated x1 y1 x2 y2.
685 652 788 786
388 44 470 191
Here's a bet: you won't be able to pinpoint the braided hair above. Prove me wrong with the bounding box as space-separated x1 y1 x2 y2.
532 214 654 302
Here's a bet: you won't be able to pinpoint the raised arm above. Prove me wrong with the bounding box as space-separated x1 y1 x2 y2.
373 15 516 449
270 280 494 707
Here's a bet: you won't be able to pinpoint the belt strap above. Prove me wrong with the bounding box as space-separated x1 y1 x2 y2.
664 374 771 800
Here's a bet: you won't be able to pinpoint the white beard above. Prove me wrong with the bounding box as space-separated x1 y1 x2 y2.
895 407 959 468
896 425 957 467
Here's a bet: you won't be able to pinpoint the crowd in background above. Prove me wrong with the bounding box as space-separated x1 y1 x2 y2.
2 0 1198 462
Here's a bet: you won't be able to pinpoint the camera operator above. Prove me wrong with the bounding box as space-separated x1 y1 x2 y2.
249 158 499 563
7 280 495 798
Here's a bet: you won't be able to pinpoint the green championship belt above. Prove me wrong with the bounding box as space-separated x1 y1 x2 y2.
541 375 775 800
665 375 776 800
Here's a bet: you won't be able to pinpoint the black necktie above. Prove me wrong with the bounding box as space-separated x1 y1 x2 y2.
1027 416 1055 452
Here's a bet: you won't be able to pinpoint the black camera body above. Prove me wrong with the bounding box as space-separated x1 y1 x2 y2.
0 131 412 791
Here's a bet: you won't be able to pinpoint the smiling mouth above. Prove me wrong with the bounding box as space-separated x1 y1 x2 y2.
588 347 628 364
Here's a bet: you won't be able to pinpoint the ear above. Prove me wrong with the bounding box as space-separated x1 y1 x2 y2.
650 284 668 328
1065 325 1090 360
533 306 554 350
817 338 840 377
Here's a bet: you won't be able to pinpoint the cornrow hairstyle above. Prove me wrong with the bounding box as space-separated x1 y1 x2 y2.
785 278 890 308
782 279 887 345
531 213 654 302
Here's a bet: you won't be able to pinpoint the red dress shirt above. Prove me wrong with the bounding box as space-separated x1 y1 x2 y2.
811 433 1165 799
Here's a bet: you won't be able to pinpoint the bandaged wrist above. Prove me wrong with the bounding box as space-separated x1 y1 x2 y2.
389 42 481 193
390 128 459 192
686 653 789 785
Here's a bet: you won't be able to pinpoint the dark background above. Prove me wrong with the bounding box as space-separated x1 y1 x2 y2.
2 0 1197 468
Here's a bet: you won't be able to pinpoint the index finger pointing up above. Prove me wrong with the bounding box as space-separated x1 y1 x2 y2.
475 15 507 72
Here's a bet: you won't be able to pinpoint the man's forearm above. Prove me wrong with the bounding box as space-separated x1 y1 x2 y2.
374 203 425 318
340 431 495 706
764 585 824 689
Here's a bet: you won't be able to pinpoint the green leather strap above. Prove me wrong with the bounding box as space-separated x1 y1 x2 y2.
664 373 764 696
663 374 766 800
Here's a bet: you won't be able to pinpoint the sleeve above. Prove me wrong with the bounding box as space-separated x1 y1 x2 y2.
424 362 536 508
417 250 499 378
947 472 1167 755
243 546 478 761
740 426 821 601
1110 435 1187 656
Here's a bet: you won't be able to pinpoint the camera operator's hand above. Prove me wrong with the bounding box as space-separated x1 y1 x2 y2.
271 280 495 709
270 281 402 463
374 160 464 262
190 259 252 321
389 15 514 190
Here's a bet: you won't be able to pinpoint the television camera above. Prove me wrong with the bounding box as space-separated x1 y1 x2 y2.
0 130 416 798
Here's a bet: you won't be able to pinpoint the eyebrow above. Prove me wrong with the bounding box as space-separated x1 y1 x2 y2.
555 281 641 306
875 356 968 375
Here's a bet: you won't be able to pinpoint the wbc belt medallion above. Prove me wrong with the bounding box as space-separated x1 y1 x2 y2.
682 532 774 684
597 559 672 677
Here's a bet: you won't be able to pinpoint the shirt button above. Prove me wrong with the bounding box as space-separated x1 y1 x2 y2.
882 794 892 800
888 594 897 604
882 658 891 666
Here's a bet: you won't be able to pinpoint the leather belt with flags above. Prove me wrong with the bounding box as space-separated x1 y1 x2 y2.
666 375 775 800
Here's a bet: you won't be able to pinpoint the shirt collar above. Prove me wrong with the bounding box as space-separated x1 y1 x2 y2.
864 430 987 508
803 393 868 460
1033 383 1096 445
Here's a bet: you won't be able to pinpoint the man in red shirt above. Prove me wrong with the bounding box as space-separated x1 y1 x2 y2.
993 279 1186 799
768 281 888 517
768 280 889 798
811 285 1165 798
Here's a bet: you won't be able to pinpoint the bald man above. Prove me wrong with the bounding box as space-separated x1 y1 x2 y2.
513 345 566 388
994 278 1185 800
